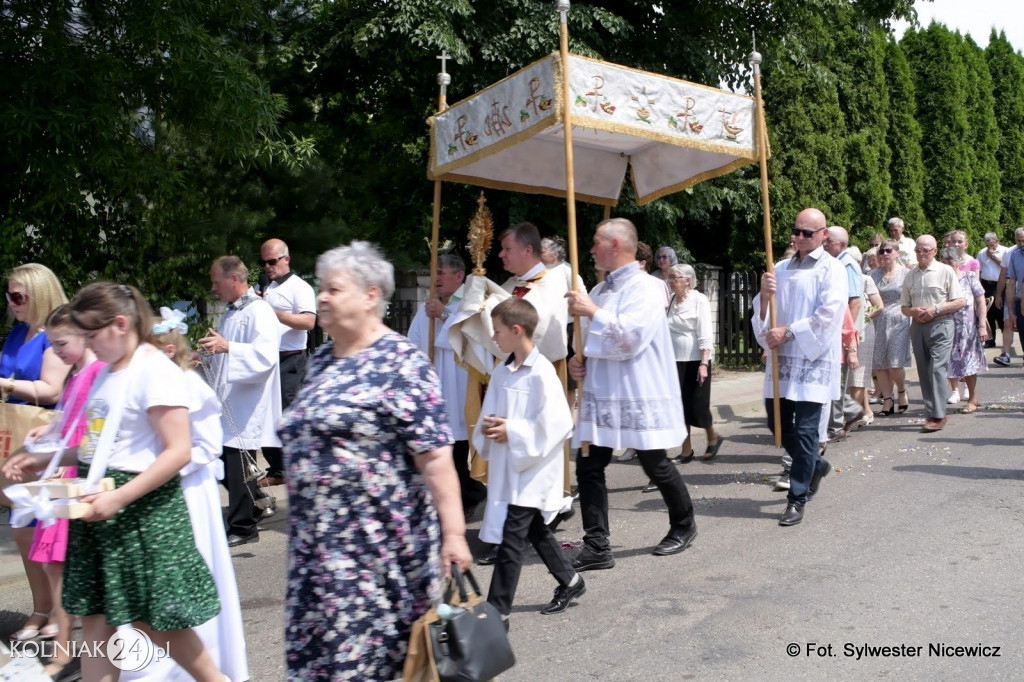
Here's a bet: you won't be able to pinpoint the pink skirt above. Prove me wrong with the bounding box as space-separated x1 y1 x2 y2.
28 466 77 563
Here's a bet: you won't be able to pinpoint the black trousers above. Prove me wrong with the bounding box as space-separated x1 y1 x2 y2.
220 446 263 537
576 445 695 553
262 351 308 477
453 440 488 510
486 504 576 617
982 279 1003 342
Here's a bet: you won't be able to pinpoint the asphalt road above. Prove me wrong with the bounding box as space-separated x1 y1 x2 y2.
2 369 1022 681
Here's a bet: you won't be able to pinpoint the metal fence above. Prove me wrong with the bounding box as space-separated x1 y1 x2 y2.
713 269 762 367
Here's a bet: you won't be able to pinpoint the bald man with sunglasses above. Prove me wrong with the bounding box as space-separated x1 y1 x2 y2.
753 208 847 526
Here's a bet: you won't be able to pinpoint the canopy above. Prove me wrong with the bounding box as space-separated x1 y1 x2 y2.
428 52 762 206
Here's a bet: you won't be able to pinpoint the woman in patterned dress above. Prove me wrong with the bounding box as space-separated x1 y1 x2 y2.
871 240 913 416
278 241 472 681
941 247 988 413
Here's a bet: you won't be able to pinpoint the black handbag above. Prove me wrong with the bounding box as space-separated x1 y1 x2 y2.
428 566 515 682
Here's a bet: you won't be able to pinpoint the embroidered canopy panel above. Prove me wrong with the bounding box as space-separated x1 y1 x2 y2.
428 53 763 206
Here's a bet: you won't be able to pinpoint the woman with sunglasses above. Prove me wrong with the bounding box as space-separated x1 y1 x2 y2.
1 263 73 644
870 241 913 415
653 246 679 281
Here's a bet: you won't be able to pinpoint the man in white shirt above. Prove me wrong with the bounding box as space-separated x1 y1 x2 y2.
200 255 282 547
257 239 316 487
977 232 1008 349
823 226 864 439
407 253 487 518
567 217 697 567
888 217 917 269
753 208 846 526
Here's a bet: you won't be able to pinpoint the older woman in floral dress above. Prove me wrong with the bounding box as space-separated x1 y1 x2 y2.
278 241 472 681
940 246 988 413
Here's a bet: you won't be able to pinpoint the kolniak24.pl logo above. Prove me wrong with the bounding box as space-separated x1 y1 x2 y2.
11 627 170 671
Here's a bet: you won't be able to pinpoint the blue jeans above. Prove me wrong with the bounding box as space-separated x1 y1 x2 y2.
765 399 824 506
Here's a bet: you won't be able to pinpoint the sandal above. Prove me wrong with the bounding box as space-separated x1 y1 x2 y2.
961 402 978 414
877 397 895 417
11 611 54 642
703 438 725 461
897 389 909 414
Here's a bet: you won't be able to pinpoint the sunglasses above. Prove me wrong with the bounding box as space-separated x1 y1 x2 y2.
5 291 28 306
791 227 824 238
259 256 287 267
877 248 895 254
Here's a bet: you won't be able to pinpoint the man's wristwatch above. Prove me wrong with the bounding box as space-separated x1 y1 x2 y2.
784 326 795 341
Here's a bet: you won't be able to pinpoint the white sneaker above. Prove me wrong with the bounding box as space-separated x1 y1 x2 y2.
960 383 969 401
616 448 638 462
947 391 960 405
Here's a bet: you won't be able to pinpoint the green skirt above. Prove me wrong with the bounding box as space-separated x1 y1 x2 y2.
63 469 220 630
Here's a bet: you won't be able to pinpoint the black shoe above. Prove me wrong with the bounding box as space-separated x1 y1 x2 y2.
778 503 804 526
227 532 259 547
540 578 586 615
547 505 575 531
476 546 500 566
642 483 659 493
808 458 831 500
652 525 697 556
571 546 615 571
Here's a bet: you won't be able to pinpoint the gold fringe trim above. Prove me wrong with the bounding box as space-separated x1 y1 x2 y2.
438 172 619 207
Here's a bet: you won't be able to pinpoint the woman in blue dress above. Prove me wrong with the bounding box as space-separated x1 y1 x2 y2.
1 263 72 642
278 241 472 681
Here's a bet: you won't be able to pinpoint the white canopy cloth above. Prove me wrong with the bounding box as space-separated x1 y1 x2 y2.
428 53 761 206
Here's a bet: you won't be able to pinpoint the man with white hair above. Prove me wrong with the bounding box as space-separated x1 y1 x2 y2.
823 226 864 439
567 217 698 565
900 235 965 431
888 217 917 268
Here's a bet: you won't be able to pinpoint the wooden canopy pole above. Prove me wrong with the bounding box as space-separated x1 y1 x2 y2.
750 46 782 448
428 50 451 361
558 1 588 466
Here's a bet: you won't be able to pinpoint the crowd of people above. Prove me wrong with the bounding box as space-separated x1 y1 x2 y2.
0 210 1014 680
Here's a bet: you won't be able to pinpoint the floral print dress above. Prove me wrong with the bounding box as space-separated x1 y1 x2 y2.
279 332 453 681
949 271 988 379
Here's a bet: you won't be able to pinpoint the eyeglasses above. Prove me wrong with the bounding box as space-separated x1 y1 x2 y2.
877 248 895 254
5 291 27 306
667 275 685 280
259 256 287 267
656 255 671 259
914 247 935 253
791 227 824 238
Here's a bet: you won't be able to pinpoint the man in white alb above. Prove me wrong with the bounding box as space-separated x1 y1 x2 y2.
567 217 698 568
753 208 846 526
200 255 282 547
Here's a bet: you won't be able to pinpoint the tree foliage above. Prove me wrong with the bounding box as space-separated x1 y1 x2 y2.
985 31 1024 231
882 38 928 235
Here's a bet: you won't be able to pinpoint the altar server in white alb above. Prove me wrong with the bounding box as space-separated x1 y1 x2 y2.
200 255 281 547
567 217 698 570
752 207 846 527
474 297 582 620
119 314 250 682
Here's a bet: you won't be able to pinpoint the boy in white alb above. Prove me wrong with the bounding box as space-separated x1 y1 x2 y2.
475 297 583 622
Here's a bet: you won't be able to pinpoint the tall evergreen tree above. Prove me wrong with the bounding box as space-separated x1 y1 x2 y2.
959 34 1001 244
882 38 928 236
901 24 972 234
832 21 893 243
985 30 1024 233
763 9 852 245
